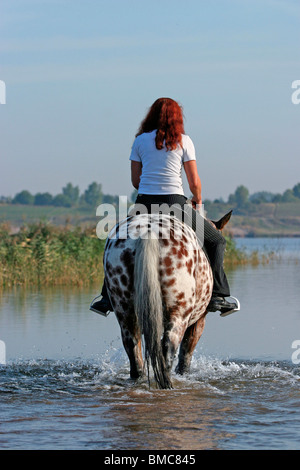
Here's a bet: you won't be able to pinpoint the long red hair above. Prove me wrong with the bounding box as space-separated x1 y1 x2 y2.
136 98 185 151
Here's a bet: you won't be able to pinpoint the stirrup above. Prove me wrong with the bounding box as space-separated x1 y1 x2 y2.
219 296 240 317
89 294 111 317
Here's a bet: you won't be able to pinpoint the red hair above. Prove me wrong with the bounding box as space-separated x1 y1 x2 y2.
136 98 185 151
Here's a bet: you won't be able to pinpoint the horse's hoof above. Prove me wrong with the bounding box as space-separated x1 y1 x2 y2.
175 365 189 375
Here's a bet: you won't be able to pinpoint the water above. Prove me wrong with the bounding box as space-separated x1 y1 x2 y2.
1 238 300 450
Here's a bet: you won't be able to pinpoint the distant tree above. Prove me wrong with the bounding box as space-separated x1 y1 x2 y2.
293 183 300 199
82 182 103 206
227 192 237 205
62 183 79 205
0 195 12 204
228 185 249 207
250 191 275 204
13 190 34 205
234 185 249 207
102 194 118 204
213 197 225 204
34 192 53 206
52 193 72 207
272 193 283 203
282 189 298 203
203 199 212 208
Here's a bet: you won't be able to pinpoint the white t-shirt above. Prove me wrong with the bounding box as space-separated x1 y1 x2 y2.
129 130 196 195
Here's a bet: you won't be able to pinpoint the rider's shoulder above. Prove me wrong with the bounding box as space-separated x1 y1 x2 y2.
181 133 193 142
136 130 156 140
181 134 195 151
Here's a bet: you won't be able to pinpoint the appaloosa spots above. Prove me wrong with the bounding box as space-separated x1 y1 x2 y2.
103 213 213 387
186 258 193 275
164 256 172 268
104 214 212 320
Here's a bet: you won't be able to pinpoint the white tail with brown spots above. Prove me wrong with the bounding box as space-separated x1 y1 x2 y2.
134 234 173 389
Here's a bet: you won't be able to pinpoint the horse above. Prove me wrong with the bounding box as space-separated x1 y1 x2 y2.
103 209 232 389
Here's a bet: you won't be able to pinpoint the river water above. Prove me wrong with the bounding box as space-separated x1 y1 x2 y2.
0 238 300 450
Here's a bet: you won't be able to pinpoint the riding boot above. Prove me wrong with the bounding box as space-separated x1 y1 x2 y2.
207 296 239 316
90 280 113 316
201 219 240 315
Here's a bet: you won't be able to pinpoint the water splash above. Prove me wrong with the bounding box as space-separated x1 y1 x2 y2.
1 352 300 450
1 351 299 397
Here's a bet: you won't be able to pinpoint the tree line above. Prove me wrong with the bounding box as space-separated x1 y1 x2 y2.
1 182 300 209
0 182 121 208
204 183 300 208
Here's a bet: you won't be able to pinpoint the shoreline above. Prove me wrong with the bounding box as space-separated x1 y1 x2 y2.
230 231 300 238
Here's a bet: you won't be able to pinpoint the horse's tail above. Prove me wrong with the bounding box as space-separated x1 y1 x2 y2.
134 235 172 389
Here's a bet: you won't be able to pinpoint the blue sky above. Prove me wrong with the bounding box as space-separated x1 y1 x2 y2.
1 0 300 201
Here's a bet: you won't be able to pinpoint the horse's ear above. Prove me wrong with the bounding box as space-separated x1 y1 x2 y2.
213 210 233 230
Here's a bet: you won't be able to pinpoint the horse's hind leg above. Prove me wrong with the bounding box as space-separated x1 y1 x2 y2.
162 322 186 374
119 317 144 380
175 316 206 375
123 335 143 380
162 333 177 373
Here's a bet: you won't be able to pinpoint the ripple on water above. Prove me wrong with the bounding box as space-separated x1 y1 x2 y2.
1 354 300 450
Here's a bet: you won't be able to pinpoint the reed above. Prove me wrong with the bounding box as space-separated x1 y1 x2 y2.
224 235 252 268
223 233 276 269
0 222 262 288
0 222 105 288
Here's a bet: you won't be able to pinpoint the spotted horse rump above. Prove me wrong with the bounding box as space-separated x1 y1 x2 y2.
103 213 214 389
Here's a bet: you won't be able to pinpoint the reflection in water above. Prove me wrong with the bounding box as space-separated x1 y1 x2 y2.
201 255 300 361
0 285 121 361
104 385 234 450
0 284 92 317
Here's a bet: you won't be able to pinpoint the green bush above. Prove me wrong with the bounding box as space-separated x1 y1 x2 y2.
0 222 105 287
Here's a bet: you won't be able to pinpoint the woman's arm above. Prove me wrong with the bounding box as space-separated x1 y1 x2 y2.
131 161 142 190
183 160 202 207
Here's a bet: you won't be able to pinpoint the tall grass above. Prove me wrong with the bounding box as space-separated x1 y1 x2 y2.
224 233 276 269
224 235 255 268
0 222 262 288
0 222 105 288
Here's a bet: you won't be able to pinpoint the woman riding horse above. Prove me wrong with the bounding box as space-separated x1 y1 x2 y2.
91 98 239 316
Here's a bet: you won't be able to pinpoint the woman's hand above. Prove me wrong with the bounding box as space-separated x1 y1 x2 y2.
191 197 202 210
